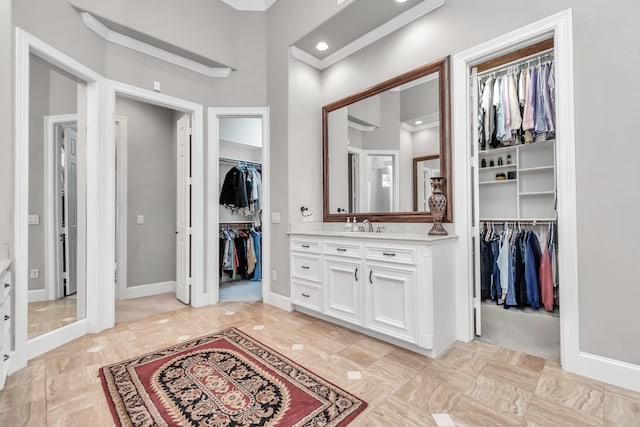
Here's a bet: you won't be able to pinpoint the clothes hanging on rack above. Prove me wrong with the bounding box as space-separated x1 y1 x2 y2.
480 222 557 311
219 224 262 283
219 163 262 217
478 53 555 150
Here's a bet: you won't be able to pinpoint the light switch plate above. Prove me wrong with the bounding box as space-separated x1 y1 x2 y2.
272 212 281 223
137 215 144 224
30 269 39 279
28 214 39 225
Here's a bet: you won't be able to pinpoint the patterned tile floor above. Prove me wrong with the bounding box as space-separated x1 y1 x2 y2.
2 298 639 426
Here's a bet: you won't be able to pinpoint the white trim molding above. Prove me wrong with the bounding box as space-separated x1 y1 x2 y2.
450 9 640 392
264 292 292 312
15 28 103 372
80 13 231 78
104 80 206 318
124 281 177 300
289 0 445 71
208 107 270 307
27 289 47 303
220 0 278 11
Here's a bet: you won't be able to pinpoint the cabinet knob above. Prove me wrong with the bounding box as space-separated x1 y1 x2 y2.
301 244 310 248
336 248 347 252
3 354 8 362
4 283 9 288
301 293 310 298
3 315 8 321
301 265 310 270
382 252 396 257
369 270 374 285
354 268 358 282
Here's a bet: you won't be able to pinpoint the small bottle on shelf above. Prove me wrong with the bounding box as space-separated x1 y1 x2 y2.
507 154 512 165
498 157 503 166
481 158 487 168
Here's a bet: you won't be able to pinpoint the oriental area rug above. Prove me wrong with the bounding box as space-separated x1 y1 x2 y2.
99 327 367 426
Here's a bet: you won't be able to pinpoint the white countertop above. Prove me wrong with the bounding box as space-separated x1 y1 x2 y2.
287 230 457 243
0 259 10 274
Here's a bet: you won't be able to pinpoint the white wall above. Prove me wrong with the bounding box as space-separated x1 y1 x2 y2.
116 97 176 288
0 0 11 251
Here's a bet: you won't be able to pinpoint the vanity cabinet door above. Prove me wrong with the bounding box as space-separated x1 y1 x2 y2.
323 258 363 326
364 263 416 344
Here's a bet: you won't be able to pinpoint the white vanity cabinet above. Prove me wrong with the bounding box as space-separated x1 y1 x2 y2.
0 260 12 390
289 232 457 358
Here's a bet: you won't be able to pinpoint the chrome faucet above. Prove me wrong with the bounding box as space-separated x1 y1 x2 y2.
362 219 373 232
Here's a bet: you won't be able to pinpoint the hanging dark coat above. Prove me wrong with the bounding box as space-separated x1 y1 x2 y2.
220 166 248 209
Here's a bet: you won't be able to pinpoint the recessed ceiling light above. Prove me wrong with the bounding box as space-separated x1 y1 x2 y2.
395 0 408 3
415 120 423 125
316 41 329 52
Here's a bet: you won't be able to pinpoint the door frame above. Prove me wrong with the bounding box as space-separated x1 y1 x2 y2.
14 28 102 370
207 108 271 306
44 114 77 302
114 115 127 300
450 9 640 392
104 80 205 316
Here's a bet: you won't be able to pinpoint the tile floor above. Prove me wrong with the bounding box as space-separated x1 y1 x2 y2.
2 298 640 426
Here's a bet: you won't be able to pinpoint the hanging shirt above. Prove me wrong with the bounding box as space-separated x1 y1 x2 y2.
541 62 555 135
497 229 511 300
534 64 549 135
540 227 554 312
508 73 522 132
480 77 495 145
501 75 512 142
522 66 537 131
494 76 507 141
524 231 542 309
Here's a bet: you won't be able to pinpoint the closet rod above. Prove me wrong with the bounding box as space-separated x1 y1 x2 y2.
219 156 262 167
480 218 556 224
219 220 254 225
477 48 554 78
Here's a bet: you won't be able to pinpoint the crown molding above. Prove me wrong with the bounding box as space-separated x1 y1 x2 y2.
220 0 278 11
81 12 232 78
291 0 445 71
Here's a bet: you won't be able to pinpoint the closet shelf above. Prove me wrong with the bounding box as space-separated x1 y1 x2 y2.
479 180 517 186
519 191 555 196
478 145 517 155
518 140 556 150
518 166 554 174
480 217 556 223
479 164 517 172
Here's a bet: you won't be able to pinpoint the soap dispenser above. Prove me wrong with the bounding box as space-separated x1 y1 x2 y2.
345 217 351 231
352 217 358 232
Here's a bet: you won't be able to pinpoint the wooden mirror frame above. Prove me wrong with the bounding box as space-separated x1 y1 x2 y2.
413 154 440 211
322 55 452 223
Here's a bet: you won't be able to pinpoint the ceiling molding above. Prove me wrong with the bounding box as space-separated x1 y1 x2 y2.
289 46 324 70
220 0 278 11
81 12 232 78
291 0 445 71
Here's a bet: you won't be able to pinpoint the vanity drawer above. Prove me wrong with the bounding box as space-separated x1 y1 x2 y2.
291 280 322 311
291 239 321 254
0 296 10 345
291 254 321 282
323 241 362 259
366 245 417 265
0 269 10 305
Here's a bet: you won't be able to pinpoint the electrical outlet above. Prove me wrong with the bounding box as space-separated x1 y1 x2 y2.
137 215 144 225
30 269 39 279
271 270 277 281
28 214 39 225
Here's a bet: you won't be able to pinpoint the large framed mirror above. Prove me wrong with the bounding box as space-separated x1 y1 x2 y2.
323 56 452 223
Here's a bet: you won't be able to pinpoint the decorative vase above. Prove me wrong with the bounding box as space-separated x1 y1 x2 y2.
428 177 448 236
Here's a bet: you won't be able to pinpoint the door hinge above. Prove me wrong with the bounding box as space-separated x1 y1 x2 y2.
187 127 192 136
187 277 192 286
187 177 192 186
187 227 193 235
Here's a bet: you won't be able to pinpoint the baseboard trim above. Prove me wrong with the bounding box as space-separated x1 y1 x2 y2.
264 292 291 312
124 281 176 300
572 351 640 393
28 289 48 303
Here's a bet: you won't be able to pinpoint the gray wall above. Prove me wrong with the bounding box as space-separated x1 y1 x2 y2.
116 97 177 288
282 0 640 365
28 55 78 291
0 0 12 253
400 78 439 122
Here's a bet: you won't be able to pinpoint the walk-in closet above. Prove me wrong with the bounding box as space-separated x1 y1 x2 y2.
218 117 264 302
472 39 560 360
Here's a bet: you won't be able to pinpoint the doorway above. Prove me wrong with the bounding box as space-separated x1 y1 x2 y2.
208 108 271 306
114 96 193 321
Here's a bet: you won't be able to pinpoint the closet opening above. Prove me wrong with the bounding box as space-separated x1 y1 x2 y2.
470 38 561 361
217 117 264 302
113 95 192 323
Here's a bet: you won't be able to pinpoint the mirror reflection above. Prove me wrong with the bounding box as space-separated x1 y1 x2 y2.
413 155 440 211
28 53 86 339
327 72 441 215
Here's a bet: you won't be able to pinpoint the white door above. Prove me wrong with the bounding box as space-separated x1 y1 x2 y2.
364 263 416 343
471 67 482 335
324 258 362 326
175 114 191 304
63 128 78 296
